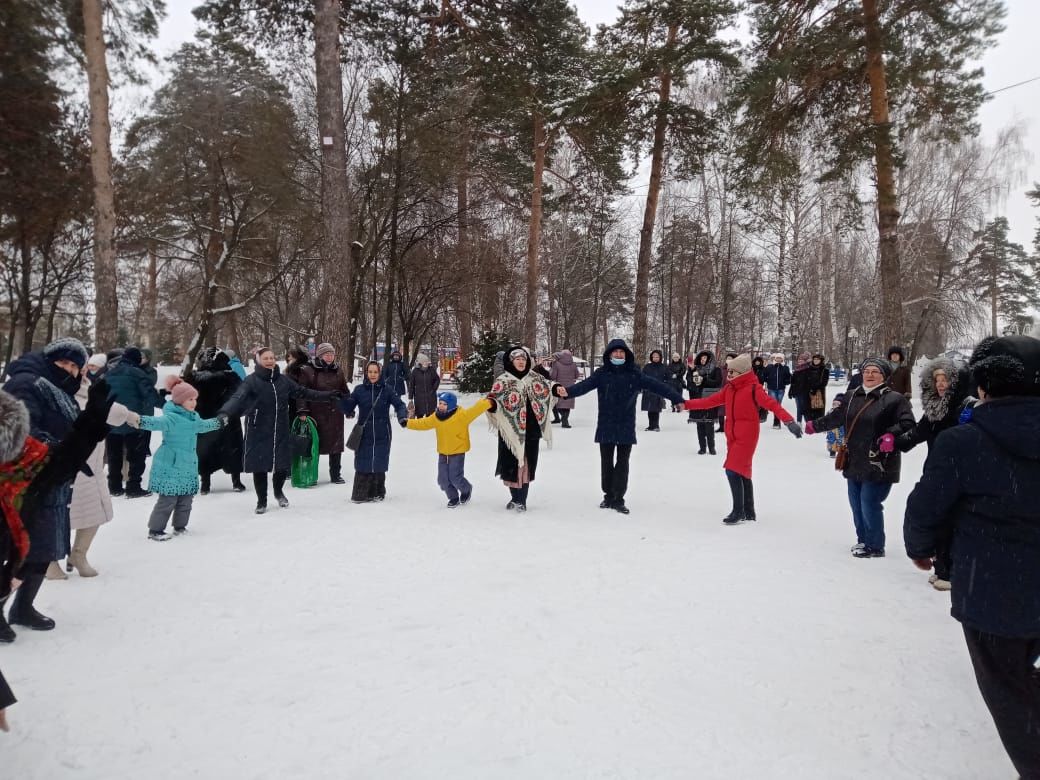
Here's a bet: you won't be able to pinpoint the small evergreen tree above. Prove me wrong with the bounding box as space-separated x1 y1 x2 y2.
458 331 513 393
966 217 1040 337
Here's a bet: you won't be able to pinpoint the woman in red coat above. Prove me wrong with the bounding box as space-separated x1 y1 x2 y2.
681 354 803 523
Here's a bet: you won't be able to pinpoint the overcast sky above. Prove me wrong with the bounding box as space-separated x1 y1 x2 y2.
149 1 1040 247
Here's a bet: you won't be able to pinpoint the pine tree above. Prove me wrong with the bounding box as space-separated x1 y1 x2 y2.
458 330 513 393
966 217 1039 337
737 0 1005 348
594 0 738 359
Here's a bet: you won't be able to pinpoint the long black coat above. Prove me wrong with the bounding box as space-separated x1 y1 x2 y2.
640 354 670 411
0 385 111 709
409 365 440 417
686 351 723 422
189 362 244 476
665 359 686 396
897 358 971 453
384 358 409 397
904 397 1040 638
298 360 351 454
565 339 684 445
2 352 83 562
220 365 330 473
813 383 915 483
340 378 408 473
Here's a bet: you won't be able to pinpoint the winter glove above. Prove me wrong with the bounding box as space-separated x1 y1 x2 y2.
803 421 816 435
398 417 408 428
878 433 895 453
84 377 115 422
554 385 568 398
485 396 498 412
125 412 142 429
786 421 803 439
215 412 229 428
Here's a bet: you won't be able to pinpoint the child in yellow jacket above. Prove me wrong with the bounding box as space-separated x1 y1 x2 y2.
403 391 491 507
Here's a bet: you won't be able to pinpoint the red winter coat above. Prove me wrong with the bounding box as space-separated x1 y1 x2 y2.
683 370 793 478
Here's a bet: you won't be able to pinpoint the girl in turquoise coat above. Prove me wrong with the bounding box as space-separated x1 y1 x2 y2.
129 376 224 540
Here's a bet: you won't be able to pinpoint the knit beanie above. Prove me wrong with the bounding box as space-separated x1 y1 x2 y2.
0 390 30 463
859 357 893 378
315 342 335 360
969 335 1040 397
671 352 681 362
122 346 143 367
165 375 199 406
43 337 88 369
437 391 458 412
87 353 107 369
726 354 753 376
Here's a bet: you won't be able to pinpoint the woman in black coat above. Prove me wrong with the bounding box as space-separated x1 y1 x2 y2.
640 350 670 431
0 379 113 641
0 381 114 721
188 348 246 494
219 348 337 513
896 355 970 590
688 350 723 455
409 354 440 418
339 361 408 503
805 357 915 557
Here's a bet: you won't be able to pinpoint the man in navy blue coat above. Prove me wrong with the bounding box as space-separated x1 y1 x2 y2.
904 335 1040 779
555 339 683 514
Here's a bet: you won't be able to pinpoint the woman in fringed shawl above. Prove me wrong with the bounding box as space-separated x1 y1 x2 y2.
485 346 560 512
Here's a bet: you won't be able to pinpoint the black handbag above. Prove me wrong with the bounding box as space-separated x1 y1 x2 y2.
290 417 314 458
346 388 381 451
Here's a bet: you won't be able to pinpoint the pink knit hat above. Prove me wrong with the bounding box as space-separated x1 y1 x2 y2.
165 375 199 406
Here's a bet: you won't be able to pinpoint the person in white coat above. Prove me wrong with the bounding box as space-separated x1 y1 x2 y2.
65 375 132 577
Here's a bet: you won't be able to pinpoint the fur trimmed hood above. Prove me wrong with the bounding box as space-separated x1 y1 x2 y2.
919 356 968 422
0 390 30 463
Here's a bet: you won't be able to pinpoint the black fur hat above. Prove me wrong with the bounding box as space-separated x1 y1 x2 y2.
968 335 1040 398
0 390 30 463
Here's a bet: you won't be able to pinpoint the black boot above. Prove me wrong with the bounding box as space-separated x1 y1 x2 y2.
561 410 571 429
231 473 247 492
200 473 211 495
0 596 15 643
330 454 346 484
8 574 55 631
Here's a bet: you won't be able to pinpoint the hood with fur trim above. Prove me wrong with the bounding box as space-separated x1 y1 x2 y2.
0 390 30 463
919 356 968 422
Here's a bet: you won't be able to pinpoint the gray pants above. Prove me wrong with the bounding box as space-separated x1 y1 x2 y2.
148 494 194 533
437 454 471 501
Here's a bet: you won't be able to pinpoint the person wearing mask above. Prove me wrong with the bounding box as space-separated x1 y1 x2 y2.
555 340 682 514
805 357 915 557
84 353 108 382
903 335 1040 779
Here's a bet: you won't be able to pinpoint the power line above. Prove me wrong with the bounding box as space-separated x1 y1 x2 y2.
986 75 1040 96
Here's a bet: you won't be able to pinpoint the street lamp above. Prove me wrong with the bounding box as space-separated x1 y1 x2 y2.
848 327 859 368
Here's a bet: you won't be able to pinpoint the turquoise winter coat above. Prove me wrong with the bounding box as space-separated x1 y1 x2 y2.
139 402 222 495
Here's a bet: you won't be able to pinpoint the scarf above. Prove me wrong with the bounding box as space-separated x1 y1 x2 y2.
487 370 554 460
0 436 49 567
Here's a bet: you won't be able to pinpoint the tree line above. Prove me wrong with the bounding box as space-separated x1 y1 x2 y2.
3 0 1038 375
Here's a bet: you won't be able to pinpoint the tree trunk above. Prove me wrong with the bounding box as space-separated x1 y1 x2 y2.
82 0 118 348
524 110 546 350
456 141 472 357
861 0 902 347
631 23 677 360
314 0 353 352
143 241 158 349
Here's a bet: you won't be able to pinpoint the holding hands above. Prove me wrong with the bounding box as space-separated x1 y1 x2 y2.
554 385 569 399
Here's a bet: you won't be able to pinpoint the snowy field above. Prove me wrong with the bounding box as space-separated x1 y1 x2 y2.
3 390 1014 778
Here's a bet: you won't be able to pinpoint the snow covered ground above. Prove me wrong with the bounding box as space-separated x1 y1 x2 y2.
3 390 1014 778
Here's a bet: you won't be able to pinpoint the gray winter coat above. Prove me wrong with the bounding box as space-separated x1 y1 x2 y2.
549 351 579 410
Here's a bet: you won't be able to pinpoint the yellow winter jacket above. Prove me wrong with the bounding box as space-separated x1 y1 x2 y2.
405 398 491 455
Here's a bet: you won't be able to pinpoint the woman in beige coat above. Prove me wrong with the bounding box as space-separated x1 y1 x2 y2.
62 376 131 577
